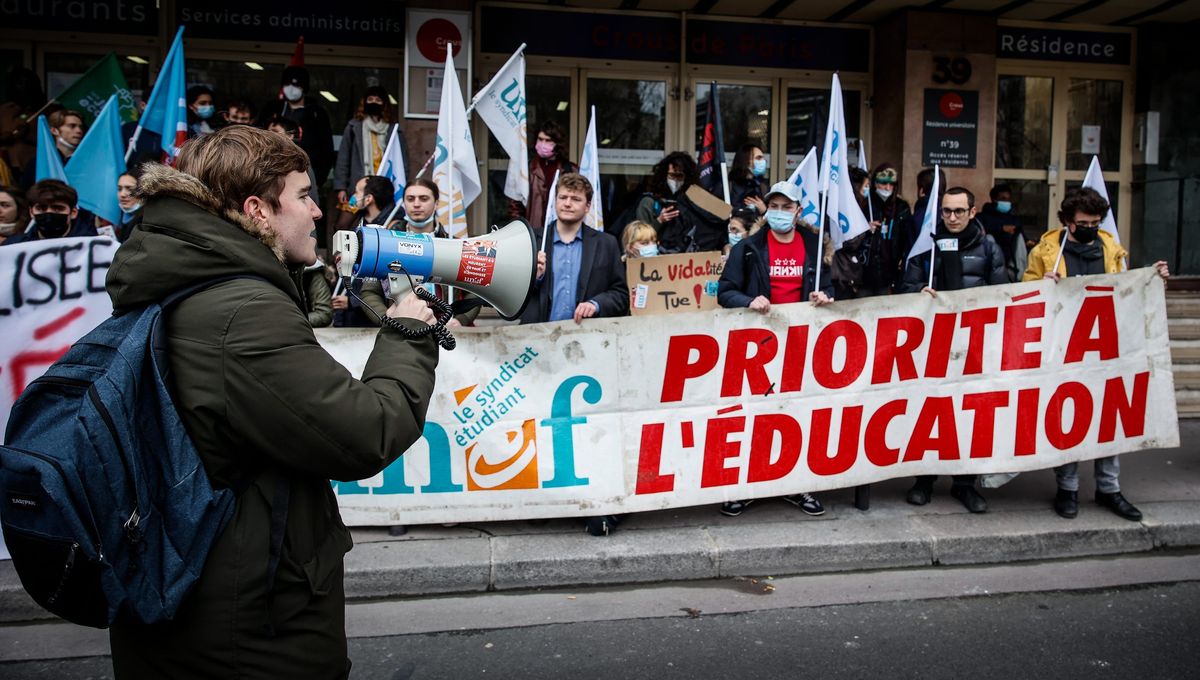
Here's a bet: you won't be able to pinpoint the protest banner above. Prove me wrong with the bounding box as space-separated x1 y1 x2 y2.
1 237 119 433
626 252 724 316
317 268 1178 526
0 237 119 559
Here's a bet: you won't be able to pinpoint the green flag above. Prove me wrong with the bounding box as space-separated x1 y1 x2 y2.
54 52 138 126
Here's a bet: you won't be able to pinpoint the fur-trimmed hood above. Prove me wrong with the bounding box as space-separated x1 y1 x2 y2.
134 163 284 262
107 164 302 312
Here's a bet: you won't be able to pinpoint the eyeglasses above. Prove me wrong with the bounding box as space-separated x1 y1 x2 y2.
941 207 970 218
1073 220 1102 229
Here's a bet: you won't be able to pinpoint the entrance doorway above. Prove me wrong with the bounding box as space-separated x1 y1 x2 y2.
993 63 1133 243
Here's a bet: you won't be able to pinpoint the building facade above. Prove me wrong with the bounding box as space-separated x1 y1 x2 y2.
2 0 1196 271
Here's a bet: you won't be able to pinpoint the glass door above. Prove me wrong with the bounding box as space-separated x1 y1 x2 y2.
783 83 863 176
581 71 673 231
995 67 1132 240
689 79 774 190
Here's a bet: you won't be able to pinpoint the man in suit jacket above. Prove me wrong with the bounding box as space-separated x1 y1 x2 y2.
521 173 629 324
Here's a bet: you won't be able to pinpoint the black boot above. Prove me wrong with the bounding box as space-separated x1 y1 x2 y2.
1096 491 1142 521
950 485 988 513
906 477 934 505
1054 488 1078 519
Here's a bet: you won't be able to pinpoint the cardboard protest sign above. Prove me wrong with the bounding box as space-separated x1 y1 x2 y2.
627 251 724 316
318 269 1178 526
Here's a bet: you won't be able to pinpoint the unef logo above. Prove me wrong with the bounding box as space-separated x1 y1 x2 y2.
331 375 601 496
499 79 526 128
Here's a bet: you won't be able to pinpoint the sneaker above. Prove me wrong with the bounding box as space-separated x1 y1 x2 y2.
784 493 825 516
720 499 754 517
584 515 619 536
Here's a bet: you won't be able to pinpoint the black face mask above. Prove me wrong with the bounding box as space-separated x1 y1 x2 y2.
363 102 383 117
1073 226 1100 244
33 212 70 238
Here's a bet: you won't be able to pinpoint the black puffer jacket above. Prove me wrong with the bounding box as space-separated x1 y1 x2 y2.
899 219 1007 293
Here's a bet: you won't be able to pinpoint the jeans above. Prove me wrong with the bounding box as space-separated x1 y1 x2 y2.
1055 455 1120 493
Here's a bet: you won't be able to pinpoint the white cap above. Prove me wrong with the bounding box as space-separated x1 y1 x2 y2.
763 181 799 204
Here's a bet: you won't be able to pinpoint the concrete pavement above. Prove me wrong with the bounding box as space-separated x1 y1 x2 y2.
2 421 1198 625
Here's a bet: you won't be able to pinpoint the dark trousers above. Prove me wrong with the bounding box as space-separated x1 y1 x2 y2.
916 475 976 488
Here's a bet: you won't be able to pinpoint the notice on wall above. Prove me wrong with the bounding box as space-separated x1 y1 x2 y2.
922 89 979 168
626 251 724 316
1082 125 1101 155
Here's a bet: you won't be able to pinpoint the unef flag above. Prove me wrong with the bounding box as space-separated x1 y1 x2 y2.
472 46 528 204
127 27 187 162
785 146 820 226
817 74 871 251
907 163 941 262
65 95 124 225
35 116 67 183
432 47 481 238
1082 155 1121 246
579 106 604 230
376 126 407 206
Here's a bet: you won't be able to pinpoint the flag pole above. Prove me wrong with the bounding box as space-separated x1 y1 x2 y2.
1050 227 1069 277
720 162 730 204
445 44 457 237
927 163 941 290
542 168 560 254
382 200 403 228
927 232 937 290
813 186 830 296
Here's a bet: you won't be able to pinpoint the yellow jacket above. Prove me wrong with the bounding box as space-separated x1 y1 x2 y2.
1022 228 1127 281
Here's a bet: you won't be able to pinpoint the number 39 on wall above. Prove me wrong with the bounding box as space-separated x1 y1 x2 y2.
932 56 973 85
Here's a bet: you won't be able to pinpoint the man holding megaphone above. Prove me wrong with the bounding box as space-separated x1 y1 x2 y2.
104 126 440 677
521 173 629 325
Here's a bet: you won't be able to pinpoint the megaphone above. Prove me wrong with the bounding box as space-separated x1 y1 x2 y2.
332 219 536 320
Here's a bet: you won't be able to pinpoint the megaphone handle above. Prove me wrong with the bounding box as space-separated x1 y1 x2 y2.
342 277 457 351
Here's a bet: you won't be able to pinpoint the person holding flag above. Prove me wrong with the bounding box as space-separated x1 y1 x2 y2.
899 184 1006 513
815 73 873 298
1021 185 1169 521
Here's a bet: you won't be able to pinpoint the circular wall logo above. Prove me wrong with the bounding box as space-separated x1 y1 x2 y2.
939 92 965 119
417 19 463 62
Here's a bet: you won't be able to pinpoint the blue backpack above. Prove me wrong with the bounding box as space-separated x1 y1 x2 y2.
0 277 281 628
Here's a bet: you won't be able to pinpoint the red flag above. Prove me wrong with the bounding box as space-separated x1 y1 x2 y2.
290 36 305 67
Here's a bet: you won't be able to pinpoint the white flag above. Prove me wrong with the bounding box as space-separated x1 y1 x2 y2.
907 163 941 261
817 74 871 251
579 106 604 231
785 146 821 226
1082 155 1120 246
542 168 561 252
472 46 528 204
432 47 481 238
376 126 407 207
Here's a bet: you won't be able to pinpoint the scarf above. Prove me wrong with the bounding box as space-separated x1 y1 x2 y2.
362 118 389 177
1062 237 1105 277
934 222 979 291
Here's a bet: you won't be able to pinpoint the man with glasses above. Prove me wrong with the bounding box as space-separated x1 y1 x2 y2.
1024 186 1169 522
899 186 1006 513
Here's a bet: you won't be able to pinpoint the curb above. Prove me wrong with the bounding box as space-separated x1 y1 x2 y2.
4 501 1199 625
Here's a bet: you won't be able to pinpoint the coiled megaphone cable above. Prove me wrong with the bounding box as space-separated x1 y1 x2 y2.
342 263 457 351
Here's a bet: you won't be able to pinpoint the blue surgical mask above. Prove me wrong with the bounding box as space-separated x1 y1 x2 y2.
407 214 436 229
728 232 744 246
766 209 795 233
996 200 1012 214
752 159 767 177
860 184 869 199
121 203 140 215
638 244 660 257
195 105 215 120
348 195 359 209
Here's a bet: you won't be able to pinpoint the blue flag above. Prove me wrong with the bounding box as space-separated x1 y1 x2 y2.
128 27 188 162
35 116 67 182
66 95 124 225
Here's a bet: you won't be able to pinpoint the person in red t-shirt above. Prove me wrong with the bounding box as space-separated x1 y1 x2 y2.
715 181 834 518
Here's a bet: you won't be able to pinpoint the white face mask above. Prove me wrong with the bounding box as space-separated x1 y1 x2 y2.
0 222 19 236
876 187 893 201
666 179 682 194
282 85 304 102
